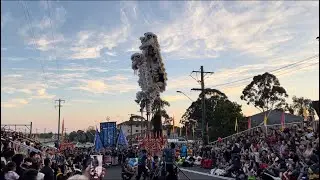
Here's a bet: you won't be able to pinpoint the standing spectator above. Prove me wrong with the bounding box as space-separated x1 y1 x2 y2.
40 158 54 180
20 169 38 180
11 154 25 177
31 160 44 180
4 162 20 180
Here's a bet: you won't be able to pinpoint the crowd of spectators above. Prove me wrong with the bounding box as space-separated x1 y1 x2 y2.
1 130 106 180
207 124 319 179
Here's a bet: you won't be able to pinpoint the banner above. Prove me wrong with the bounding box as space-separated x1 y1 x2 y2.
100 122 116 147
117 128 128 146
94 128 104 152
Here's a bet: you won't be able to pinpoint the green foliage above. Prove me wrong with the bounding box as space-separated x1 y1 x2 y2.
67 127 95 143
287 96 316 117
39 132 53 139
181 89 245 141
240 72 288 112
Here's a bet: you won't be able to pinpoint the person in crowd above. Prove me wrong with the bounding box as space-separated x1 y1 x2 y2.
20 169 39 180
136 149 148 180
11 154 25 177
40 158 54 180
4 162 20 180
162 143 176 180
31 159 45 180
67 174 88 180
121 158 135 180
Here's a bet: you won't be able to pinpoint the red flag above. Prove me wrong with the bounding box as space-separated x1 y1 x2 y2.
281 111 285 130
248 117 251 129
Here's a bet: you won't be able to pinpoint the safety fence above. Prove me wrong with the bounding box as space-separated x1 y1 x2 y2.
1 129 40 144
209 120 319 145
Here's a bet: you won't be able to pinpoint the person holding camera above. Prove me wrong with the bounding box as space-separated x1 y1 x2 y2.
162 143 177 180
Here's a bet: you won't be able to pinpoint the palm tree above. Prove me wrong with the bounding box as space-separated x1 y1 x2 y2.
135 97 170 136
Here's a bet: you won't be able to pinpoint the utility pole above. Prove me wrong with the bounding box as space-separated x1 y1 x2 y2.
55 99 65 146
191 66 214 145
128 114 135 146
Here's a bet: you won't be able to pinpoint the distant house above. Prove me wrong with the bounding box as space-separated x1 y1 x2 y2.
250 110 303 127
117 121 150 138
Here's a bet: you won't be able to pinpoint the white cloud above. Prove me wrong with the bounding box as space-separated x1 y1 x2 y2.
68 5 131 60
37 88 46 96
1 87 32 94
163 95 188 103
72 79 138 94
79 80 107 94
152 1 318 59
105 51 117 57
1 98 30 108
27 34 64 51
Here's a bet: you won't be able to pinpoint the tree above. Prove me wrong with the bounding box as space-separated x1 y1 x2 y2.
39 132 53 139
68 131 78 142
85 126 96 143
136 97 171 132
288 96 316 117
240 72 288 112
182 89 245 141
76 130 87 143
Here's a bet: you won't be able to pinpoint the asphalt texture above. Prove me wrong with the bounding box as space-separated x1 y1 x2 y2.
103 166 231 180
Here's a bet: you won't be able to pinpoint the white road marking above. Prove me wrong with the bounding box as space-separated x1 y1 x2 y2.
179 168 234 180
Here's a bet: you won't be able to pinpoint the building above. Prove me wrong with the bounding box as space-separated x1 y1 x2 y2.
251 110 303 127
117 121 181 138
117 121 149 137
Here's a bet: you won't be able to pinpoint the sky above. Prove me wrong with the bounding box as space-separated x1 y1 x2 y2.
1 1 319 133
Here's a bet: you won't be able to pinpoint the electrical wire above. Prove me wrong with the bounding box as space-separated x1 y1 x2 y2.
18 0 49 88
46 0 60 74
219 61 319 90
211 54 319 88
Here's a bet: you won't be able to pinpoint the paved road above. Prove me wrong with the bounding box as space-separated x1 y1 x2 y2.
104 166 232 180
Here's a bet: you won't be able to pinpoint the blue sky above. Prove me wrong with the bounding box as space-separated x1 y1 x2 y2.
1 1 319 133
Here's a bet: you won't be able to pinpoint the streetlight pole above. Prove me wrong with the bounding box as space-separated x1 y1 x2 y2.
176 91 194 102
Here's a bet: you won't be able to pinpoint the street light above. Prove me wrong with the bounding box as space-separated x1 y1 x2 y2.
176 91 194 102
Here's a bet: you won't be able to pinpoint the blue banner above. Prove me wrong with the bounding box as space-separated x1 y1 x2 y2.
100 122 116 147
117 128 128 146
94 128 104 152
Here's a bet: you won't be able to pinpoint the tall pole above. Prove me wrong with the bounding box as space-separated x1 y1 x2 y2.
140 109 143 135
55 99 65 145
130 115 133 146
30 122 32 137
191 66 214 145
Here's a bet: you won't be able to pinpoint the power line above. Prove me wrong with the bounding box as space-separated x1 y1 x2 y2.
46 0 60 74
219 61 319 90
18 0 49 87
211 54 319 88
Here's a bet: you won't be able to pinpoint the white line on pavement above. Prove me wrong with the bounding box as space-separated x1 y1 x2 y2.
179 168 235 180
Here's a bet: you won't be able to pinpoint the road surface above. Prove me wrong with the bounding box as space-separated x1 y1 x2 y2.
104 166 233 180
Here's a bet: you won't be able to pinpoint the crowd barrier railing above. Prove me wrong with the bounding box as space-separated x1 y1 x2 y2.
1 129 41 144
209 120 319 145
